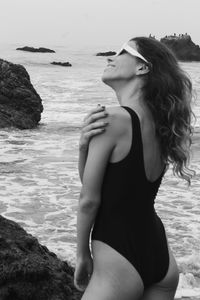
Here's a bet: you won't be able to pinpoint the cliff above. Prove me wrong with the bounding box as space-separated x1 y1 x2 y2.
0 59 43 129
160 34 200 61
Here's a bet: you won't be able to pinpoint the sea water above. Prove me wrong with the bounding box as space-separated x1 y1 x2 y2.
0 43 200 298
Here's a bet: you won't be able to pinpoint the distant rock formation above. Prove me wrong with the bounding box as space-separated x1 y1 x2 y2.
16 46 55 53
160 33 200 61
0 59 43 129
96 51 116 56
0 215 82 300
51 61 72 67
149 33 156 39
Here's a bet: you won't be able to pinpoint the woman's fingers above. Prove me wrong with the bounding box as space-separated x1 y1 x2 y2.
79 127 107 149
84 128 106 138
89 110 108 124
82 120 109 132
82 106 102 122
83 106 108 124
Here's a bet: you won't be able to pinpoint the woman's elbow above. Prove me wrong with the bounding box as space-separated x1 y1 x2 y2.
79 191 101 211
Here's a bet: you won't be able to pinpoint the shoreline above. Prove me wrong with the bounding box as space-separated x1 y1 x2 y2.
175 298 200 300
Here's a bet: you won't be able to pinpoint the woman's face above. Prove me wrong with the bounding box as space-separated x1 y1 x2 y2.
101 40 140 85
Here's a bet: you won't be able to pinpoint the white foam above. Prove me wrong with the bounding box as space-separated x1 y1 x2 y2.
175 272 200 298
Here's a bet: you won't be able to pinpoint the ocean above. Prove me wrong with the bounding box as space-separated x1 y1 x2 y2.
0 43 200 298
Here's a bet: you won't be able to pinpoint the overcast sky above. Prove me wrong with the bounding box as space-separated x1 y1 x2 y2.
0 0 199 48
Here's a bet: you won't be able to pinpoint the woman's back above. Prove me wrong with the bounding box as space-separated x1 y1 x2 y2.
106 105 165 182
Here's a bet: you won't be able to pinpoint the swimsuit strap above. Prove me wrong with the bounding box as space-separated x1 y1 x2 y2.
120 105 144 166
121 105 166 183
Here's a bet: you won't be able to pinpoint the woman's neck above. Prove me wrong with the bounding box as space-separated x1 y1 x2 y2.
114 81 145 110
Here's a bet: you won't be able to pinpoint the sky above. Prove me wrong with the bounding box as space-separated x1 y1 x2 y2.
0 0 200 48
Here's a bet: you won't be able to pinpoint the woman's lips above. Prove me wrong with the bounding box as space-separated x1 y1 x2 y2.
104 64 115 72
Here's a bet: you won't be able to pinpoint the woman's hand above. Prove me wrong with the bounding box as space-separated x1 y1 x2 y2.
74 255 93 292
79 104 109 152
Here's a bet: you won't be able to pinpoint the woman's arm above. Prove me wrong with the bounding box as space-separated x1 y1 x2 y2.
78 105 109 183
76 111 118 259
78 147 88 184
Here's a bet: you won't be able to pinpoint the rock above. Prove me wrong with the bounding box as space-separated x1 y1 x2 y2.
0 59 43 129
96 51 116 56
51 61 72 67
0 215 82 300
16 46 55 53
160 33 200 61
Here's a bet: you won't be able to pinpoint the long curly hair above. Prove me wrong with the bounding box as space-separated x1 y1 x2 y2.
131 36 195 185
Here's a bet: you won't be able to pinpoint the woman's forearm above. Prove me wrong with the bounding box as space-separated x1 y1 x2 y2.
78 148 88 184
76 198 99 259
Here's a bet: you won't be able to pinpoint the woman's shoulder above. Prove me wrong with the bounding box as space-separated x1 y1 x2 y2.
105 105 127 115
104 106 129 136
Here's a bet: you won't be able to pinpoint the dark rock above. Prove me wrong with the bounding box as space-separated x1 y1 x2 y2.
0 215 82 300
160 33 200 61
96 51 116 56
0 59 43 129
16 46 55 53
51 61 72 67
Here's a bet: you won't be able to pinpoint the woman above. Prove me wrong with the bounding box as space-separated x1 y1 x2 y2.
74 37 195 300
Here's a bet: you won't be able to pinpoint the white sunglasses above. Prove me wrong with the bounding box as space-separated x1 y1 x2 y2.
115 42 149 64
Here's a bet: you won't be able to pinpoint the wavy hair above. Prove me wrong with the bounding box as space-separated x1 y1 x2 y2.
131 36 196 185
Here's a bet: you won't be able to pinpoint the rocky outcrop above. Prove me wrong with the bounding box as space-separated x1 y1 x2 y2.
51 61 72 67
0 215 82 300
160 34 200 61
16 46 55 53
0 59 43 129
96 34 200 61
96 51 116 56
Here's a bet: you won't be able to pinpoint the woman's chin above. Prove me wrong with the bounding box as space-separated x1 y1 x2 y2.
101 72 114 86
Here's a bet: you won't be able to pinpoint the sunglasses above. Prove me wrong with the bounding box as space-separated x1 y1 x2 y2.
115 42 149 64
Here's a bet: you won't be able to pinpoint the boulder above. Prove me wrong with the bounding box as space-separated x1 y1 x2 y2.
160 34 200 61
51 61 72 67
16 46 55 53
0 215 82 300
96 51 116 56
0 59 43 129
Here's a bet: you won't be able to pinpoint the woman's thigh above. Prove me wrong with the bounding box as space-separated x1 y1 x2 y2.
141 242 180 300
81 240 144 300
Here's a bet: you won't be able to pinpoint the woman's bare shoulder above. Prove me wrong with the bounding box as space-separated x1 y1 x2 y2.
105 105 127 115
104 106 129 136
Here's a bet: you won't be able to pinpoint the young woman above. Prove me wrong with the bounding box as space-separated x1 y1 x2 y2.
74 37 194 300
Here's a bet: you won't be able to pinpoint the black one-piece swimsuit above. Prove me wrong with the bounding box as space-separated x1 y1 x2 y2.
91 105 169 289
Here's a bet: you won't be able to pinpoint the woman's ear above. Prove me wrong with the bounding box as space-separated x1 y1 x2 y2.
136 63 150 76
